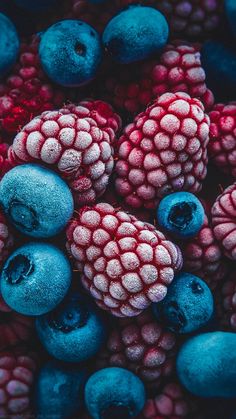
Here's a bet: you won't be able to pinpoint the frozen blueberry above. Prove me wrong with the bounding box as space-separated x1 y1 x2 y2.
225 0 236 39
36 292 107 362
35 360 87 419
85 367 146 419
14 0 58 11
0 164 74 238
177 332 236 398
102 5 168 64
0 242 72 316
39 20 102 87
153 272 214 334
157 192 205 239
0 13 19 77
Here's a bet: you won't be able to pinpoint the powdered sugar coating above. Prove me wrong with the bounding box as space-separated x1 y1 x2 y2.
66 203 182 317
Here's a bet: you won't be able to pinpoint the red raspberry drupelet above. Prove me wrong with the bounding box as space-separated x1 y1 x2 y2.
66 203 182 317
0 143 13 180
0 210 14 267
208 102 236 178
115 92 210 209
212 183 236 260
96 310 176 388
104 42 214 116
0 347 38 418
0 35 65 137
8 102 119 206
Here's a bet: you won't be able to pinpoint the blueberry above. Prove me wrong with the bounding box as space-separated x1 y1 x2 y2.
0 164 74 238
14 0 59 11
85 367 146 419
1 242 72 316
102 5 168 64
35 360 87 419
177 332 236 397
36 292 107 362
39 20 102 87
225 0 236 39
157 192 205 239
153 272 214 334
0 13 19 77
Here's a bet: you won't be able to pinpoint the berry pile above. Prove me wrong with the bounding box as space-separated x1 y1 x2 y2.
0 1 236 418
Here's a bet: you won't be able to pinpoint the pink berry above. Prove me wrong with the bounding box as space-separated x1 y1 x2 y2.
218 273 236 331
0 210 14 266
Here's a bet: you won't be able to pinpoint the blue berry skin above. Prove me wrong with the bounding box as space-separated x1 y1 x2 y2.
225 0 236 39
0 164 74 239
153 272 214 334
39 20 102 87
0 13 19 77
201 41 236 102
102 6 169 64
36 292 107 362
85 367 146 419
0 242 72 316
177 332 236 398
35 360 87 419
157 192 205 239
14 0 58 11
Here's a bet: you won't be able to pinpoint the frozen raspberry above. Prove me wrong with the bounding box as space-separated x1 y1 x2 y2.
208 102 236 178
115 92 210 209
8 105 117 206
180 214 227 289
0 143 13 179
0 209 14 266
0 346 38 418
0 297 34 351
104 42 214 116
0 35 65 136
219 274 236 331
66 203 182 317
96 310 176 388
212 183 236 260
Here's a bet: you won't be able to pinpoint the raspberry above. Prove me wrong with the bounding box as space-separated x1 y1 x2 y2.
0 346 37 418
0 297 34 351
115 92 210 209
180 214 227 289
104 42 214 116
0 209 14 266
66 203 182 317
8 103 118 206
208 102 236 178
219 274 236 331
0 35 65 136
0 142 13 179
212 183 236 260
96 310 176 388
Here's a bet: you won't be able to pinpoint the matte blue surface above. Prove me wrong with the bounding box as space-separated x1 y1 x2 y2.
36 292 107 362
157 192 205 239
177 332 236 398
35 360 87 419
153 272 214 334
0 164 74 238
225 0 236 38
39 20 102 87
14 0 58 11
0 13 19 77
102 5 168 63
1 242 72 316
85 367 146 419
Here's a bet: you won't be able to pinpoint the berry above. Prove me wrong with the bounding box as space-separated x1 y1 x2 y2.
208 102 236 178
0 13 19 77
153 272 214 334
115 92 210 209
0 164 74 238
0 209 14 266
211 183 236 260
157 192 205 239
225 0 236 39
96 310 177 388
102 6 169 64
39 20 102 87
0 142 14 179
36 291 107 362
1 242 72 316
0 346 37 418
66 203 182 317
0 34 65 136
220 274 236 331
9 107 116 206
85 367 146 419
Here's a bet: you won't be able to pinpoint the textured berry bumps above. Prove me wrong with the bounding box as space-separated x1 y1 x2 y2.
66 203 182 317
0 209 14 266
220 275 236 331
115 92 210 209
96 310 176 388
209 102 236 178
212 183 236 260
